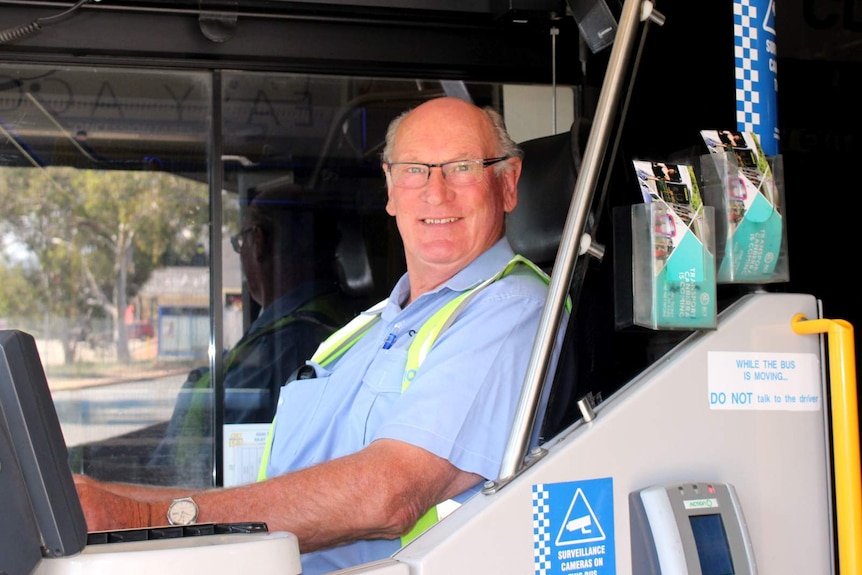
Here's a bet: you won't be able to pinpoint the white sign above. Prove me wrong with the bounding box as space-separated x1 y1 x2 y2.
222 423 271 487
707 351 820 410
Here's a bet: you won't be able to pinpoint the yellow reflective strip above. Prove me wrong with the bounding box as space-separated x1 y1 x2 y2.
402 292 470 391
312 300 386 366
400 506 439 546
402 255 544 390
507 254 572 312
257 417 276 482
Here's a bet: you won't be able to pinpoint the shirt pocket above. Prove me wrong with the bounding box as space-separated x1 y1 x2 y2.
362 347 407 393
357 347 407 442
268 373 333 472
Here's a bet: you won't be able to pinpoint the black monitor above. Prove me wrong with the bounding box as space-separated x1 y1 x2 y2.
0 329 88 575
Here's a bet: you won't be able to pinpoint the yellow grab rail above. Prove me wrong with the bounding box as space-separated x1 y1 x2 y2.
792 314 861 575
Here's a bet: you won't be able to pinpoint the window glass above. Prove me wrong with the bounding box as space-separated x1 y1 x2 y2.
0 64 573 488
0 65 211 485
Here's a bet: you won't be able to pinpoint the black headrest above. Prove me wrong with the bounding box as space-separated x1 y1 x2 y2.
334 217 374 298
506 121 583 269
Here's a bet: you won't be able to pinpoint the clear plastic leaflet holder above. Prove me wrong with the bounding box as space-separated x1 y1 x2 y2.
697 151 789 284
614 202 717 331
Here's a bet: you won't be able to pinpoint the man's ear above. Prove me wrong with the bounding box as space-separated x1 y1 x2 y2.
252 226 269 261
385 182 397 217
502 157 522 213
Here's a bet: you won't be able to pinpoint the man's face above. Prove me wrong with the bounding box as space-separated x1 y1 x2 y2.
385 100 520 278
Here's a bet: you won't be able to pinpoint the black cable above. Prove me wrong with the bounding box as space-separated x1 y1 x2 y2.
0 0 94 44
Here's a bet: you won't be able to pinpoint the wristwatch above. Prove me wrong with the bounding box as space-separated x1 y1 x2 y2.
166 496 199 526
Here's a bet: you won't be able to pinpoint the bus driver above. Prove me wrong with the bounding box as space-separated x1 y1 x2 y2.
74 96 562 575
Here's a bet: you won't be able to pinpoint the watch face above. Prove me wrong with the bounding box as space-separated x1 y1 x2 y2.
168 498 198 525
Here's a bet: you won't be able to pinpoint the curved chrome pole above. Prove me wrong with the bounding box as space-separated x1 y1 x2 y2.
495 0 651 486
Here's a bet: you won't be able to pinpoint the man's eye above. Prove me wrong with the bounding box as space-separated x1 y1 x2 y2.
405 165 426 174
450 162 474 173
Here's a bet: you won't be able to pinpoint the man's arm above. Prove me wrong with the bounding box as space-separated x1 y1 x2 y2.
74 474 194 502
76 438 481 553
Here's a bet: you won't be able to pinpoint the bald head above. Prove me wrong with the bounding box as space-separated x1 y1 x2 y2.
382 97 522 167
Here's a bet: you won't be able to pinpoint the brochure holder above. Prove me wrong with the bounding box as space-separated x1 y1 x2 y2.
614 203 717 331
697 152 789 284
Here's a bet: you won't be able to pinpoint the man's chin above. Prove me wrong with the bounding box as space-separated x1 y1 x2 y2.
415 242 462 264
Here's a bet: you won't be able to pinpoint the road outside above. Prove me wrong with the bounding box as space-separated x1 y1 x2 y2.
52 373 188 448
33 336 196 448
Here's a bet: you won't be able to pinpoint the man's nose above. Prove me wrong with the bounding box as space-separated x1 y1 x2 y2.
422 167 452 204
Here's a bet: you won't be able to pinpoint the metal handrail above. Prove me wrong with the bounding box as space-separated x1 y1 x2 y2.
792 314 862 575
495 0 652 486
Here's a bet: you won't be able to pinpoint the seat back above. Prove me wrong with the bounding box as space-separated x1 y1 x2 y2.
506 124 583 270
506 121 592 442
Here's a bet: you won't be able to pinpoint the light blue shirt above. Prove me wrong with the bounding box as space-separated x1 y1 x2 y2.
266 238 560 574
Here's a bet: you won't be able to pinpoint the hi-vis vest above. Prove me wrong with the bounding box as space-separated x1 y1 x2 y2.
257 254 556 545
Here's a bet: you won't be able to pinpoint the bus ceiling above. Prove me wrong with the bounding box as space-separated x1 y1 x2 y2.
0 1 624 181
0 1 594 83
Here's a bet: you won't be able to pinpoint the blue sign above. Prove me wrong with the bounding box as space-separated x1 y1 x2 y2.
734 0 779 156
532 478 615 575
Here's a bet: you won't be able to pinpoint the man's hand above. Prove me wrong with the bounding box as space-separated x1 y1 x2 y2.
74 474 152 531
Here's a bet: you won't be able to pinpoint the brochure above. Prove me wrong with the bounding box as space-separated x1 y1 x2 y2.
632 160 716 329
700 130 783 282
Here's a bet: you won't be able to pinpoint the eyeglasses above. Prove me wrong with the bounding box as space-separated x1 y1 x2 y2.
230 226 255 253
385 157 509 189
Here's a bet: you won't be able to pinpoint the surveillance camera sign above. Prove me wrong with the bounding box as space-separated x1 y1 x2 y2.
532 477 615 575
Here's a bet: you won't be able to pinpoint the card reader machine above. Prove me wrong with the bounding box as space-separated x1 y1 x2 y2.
629 481 757 575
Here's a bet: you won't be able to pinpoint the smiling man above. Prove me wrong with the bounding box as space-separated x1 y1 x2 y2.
383 96 520 300
74 96 562 575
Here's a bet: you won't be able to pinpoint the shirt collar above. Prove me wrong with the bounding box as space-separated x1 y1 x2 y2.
384 237 516 317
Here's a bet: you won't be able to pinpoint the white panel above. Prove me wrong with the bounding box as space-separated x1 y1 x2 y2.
34 532 302 575
503 85 576 143
389 293 833 575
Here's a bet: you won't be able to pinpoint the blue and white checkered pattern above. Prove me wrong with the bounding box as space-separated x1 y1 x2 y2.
532 484 552 575
734 0 760 132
